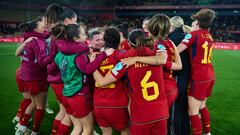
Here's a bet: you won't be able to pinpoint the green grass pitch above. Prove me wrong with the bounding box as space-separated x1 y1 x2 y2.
0 43 239 134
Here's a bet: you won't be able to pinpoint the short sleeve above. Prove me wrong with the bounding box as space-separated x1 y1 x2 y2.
155 44 167 53
181 32 195 47
164 60 173 70
110 62 126 80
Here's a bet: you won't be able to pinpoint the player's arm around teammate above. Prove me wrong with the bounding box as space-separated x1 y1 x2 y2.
93 29 169 135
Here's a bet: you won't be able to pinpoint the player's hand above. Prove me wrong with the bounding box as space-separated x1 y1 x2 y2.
104 48 114 56
121 57 137 68
89 52 98 62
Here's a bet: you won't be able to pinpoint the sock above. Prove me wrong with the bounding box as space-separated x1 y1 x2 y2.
200 107 211 134
57 123 70 135
21 99 31 117
190 115 202 135
16 99 25 118
52 119 61 135
32 109 45 132
20 113 31 126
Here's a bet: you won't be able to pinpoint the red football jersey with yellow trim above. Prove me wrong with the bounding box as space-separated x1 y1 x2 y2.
154 39 177 92
111 47 169 124
181 29 215 81
154 39 176 79
94 50 128 107
120 39 131 50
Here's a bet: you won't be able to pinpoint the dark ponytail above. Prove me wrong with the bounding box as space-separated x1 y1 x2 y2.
45 3 63 26
65 24 80 41
128 29 153 49
19 16 43 32
51 23 80 41
59 7 77 22
128 29 154 55
51 23 66 39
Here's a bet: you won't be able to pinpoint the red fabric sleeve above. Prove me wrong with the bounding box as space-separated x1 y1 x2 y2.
110 62 126 80
75 52 107 74
181 32 196 47
164 60 173 70
47 62 59 75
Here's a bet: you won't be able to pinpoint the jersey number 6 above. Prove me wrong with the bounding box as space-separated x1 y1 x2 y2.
141 70 159 101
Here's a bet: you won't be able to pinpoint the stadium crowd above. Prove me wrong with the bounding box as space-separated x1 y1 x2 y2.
1 15 240 42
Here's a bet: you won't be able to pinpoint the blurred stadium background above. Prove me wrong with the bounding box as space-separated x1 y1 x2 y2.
0 0 240 134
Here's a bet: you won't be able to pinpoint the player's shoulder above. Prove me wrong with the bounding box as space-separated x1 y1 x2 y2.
124 49 138 58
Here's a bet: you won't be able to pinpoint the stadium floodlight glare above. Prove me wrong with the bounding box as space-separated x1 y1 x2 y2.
233 10 239 13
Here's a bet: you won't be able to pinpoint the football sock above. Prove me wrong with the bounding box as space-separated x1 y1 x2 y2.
57 123 70 135
32 109 44 132
200 107 211 134
52 119 61 135
20 113 32 126
190 115 202 135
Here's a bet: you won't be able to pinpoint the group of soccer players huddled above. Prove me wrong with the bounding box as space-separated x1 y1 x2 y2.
13 3 216 135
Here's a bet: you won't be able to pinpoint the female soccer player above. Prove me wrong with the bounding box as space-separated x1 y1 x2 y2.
13 36 37 125
177 9 216 135
15 16 49 135
45 5 80 135
117 23 131 50
52 23 112 135
93 29 169 135
93 27 129 135
147 14 182 108
121 14 182 108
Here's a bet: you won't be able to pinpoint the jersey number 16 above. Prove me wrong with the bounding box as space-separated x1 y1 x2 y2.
201 41 213 64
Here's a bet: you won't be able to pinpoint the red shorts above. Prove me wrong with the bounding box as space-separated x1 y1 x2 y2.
164 79 178 108
50 83 64 103
166 90 178 108
94 106 129 131
25 80 48 95
130 119 167 135
62 93 92 118
188 80 215 100
16 70 25 92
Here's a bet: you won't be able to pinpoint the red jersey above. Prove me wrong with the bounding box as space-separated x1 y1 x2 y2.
154 39 177 92
154 39 175 79
181 29 215 81
111 47 169 124
119 39 131 50
94 50 128 108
